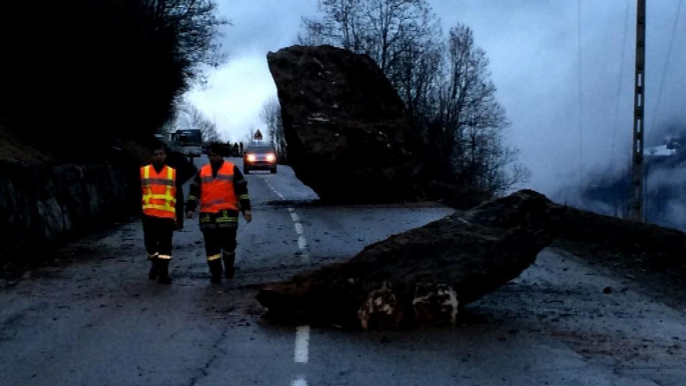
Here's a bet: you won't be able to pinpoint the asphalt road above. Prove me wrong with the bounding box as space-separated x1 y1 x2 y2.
1 156 685 386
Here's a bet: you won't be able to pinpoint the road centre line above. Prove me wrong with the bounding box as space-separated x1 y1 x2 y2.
260 176 285 200
263 178 310 386
294 223 304 235
259 177 309 258
298 236 308 250
294 325 310 363
291 377 308 386
258 176 312 385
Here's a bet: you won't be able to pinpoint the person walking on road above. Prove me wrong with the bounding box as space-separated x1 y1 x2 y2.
232 142 239 157
140 141 184 284
185 142 252 283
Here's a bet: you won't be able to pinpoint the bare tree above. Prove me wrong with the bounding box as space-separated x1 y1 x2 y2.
300 8 528 193
172 100 221 142
300 0 439 96
142 0 229 83
300 0 442 125
299 0 364 50
260 96 288 163
392 33 443 120
188 107 220 142
432 25 528 194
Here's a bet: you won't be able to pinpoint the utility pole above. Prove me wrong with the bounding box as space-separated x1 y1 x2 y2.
631 0 646 222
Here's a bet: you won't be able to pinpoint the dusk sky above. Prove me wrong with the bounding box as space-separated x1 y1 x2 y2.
184 0 686 198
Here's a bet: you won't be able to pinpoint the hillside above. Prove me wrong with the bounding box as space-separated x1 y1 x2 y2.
0 124 151 165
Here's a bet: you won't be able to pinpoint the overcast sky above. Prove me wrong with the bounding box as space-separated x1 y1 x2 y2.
184 0 686 199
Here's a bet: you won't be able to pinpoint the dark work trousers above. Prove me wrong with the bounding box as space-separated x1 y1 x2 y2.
142 215 174 259
201 227 237 262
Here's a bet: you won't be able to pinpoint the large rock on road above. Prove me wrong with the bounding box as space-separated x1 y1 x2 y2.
266 45 427 204
256 190 563 330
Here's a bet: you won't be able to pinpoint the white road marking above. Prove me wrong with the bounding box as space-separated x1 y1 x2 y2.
261 176 285 200
258 176 312 384
294 325 310 363
294 223 304 235
291 377 308 386
260 177 310 259
298 236 308 250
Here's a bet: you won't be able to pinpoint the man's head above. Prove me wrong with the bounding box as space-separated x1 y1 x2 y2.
150 141 167 166
207 142 224 166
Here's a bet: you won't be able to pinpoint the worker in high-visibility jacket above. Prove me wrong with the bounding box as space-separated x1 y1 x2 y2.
140 142 185 284
185 141 252 283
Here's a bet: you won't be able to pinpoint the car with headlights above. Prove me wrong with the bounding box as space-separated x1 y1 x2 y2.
243 144 277 174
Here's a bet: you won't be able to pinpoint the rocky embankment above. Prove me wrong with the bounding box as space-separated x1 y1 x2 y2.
0 140 196 272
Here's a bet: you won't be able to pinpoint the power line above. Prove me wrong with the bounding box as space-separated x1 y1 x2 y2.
647 0 683 145
577 0 584 195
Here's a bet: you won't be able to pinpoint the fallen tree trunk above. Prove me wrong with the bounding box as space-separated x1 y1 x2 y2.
256 189 563 330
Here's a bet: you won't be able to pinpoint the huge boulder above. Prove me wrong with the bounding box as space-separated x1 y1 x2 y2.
266 45 426 203
256 190 563 329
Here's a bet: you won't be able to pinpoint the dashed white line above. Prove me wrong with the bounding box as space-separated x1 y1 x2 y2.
294 325 310 363
298 236 308 250
294 223 304 235
261 176 285 200
291 377 308 386
258 176 311 386
262 178 310 260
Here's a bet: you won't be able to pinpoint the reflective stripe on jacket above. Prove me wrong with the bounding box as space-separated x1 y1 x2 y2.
141 165 177 219
199 162 239 213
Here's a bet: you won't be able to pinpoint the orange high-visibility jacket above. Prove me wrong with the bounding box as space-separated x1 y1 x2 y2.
199 162 239 213
140 165 177 219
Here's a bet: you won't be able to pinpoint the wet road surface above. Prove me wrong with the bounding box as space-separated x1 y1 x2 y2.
1 156 684 386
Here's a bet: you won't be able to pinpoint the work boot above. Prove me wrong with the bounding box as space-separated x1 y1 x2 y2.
222 252 236 279
148 257 159 280
157 259 172 284
208 260 223 284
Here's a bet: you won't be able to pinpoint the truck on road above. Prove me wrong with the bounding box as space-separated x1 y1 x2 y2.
170 129 202 158
155 129 203 161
